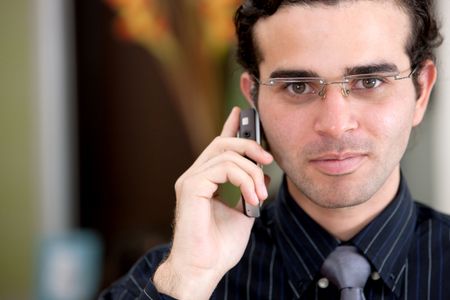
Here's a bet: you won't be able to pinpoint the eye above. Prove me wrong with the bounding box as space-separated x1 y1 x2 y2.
284 81 316 95
362 78 379 88
353 77 384 89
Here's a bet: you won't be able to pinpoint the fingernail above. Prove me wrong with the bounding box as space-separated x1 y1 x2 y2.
260 184 268 199
253 193 260 205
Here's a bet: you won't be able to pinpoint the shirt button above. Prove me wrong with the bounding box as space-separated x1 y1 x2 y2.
371 271 381 281
318 277 329 289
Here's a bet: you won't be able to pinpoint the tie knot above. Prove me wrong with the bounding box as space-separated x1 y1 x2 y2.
321 246 371 292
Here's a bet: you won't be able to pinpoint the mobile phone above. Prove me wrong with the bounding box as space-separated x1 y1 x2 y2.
238 108 261 218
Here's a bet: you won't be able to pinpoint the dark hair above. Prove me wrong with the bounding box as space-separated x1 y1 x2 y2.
235 0 443 93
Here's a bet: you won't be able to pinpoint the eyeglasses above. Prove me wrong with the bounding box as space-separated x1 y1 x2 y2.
254 67 417 103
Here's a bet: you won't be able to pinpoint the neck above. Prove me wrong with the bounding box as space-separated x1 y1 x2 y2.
288 168 400 241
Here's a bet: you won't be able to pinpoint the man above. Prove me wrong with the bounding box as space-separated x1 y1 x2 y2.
101 0 450 299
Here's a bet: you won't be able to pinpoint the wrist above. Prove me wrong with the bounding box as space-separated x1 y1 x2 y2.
153 258 222 300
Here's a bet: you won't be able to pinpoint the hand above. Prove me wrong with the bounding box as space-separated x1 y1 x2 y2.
153 107 273 300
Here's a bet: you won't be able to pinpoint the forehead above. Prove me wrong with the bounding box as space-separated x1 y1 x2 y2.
253 1 412 77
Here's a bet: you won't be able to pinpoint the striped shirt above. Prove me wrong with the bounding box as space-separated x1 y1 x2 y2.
100 175 450 299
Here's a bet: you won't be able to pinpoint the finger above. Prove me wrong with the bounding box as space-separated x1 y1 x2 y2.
220 106 241 137
193 161 260 206
190 137 273 170
193 150 268 201
234 173 272 213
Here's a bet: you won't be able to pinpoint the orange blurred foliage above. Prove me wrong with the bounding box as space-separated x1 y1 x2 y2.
105 0 242 152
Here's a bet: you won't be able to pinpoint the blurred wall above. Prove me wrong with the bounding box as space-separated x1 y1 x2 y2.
433 0 450 213
73 1 196 289
0 0 36 298
402 1 450 214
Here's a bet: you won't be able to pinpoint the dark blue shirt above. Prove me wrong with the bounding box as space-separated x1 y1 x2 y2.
100 175 450 299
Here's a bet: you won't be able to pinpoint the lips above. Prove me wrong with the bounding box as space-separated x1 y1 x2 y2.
309 153 367 175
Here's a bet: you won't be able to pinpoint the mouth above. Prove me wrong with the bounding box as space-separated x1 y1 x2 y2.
309 153 368 176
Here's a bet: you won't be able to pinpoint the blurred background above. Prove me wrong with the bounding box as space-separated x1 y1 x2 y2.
1 0 449 299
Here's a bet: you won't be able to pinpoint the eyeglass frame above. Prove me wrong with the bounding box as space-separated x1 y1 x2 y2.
252 66 418 99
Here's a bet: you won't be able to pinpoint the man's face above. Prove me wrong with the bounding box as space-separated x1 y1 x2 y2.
251 1 430 208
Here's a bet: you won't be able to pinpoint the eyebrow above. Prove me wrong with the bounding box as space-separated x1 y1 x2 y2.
268 63 400 79
269 69 320 79
345 63 399 75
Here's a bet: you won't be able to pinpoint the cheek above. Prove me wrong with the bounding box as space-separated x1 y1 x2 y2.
363 98 416 149
260 107 288 146
259 101 311 159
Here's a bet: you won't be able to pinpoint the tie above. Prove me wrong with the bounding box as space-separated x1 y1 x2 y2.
320 246 371 300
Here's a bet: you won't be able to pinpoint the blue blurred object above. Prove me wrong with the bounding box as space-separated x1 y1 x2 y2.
37 230 103 300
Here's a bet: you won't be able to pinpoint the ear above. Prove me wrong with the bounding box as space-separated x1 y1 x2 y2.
240 72 257 107
412 59 437 126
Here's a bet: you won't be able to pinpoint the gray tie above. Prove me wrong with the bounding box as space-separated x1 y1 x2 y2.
320 246 371 300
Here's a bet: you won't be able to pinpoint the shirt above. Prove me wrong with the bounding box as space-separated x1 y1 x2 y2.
100 175 450 299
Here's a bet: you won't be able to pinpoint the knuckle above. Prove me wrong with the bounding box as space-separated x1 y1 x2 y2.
180 175 195 188
175 175 197 199
211 136 223 146
174 177 184 192
222 150 238 160
251 165 264 179
222 160 237 170
174 172 193 193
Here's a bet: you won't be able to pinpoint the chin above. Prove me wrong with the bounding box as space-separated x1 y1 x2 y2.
312 197 370 209
290 173 379 209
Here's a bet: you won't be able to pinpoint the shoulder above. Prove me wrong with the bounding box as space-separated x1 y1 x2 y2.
413 201 450 245
99 244 171 298
143 243 172 265
130 243 172 280
414 201 450 228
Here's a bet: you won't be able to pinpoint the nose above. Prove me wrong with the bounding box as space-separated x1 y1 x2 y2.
313 85 358 138
319 81 350 99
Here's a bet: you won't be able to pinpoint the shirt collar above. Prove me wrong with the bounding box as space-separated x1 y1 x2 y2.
350 174 416 297
267 174 416 297
269 176 339 294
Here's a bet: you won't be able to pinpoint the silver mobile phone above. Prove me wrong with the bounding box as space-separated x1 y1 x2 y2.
238 108 261 218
